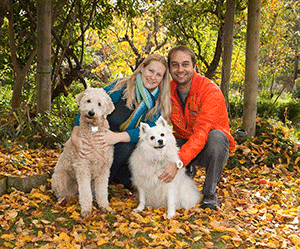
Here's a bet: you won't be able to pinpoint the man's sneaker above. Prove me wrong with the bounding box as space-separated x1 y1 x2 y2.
201 194 218 210
185 165 197 178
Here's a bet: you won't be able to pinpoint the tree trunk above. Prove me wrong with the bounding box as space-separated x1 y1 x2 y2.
291 54 299 91
242 0 262 137
37 0 52 114
8 1 36 109
221 0 236 112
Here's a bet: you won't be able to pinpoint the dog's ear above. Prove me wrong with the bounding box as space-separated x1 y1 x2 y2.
100 88 115 116
76 91 86 104
156 116 168 127
140 122 150 134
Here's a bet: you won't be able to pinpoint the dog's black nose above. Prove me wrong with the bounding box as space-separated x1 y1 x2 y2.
88 110 95 117
158 139 163 145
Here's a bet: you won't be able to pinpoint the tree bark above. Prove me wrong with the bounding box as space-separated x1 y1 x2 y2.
8 1 36 109
37 0 52 114
221 0 236 112
242 0 262 137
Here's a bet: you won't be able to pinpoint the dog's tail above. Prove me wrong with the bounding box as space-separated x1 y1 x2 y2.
179 174 201 209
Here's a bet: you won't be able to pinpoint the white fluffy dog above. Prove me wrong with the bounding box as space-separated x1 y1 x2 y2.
51 87 114 218
129 116 200 219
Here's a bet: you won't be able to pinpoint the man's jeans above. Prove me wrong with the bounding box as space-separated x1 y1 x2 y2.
176 130 229 198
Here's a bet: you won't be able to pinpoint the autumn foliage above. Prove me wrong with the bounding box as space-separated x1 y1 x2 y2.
0 119 299 248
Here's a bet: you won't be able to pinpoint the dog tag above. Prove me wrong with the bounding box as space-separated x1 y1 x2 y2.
91 126 98 133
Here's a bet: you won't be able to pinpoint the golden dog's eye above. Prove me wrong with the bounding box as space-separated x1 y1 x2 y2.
150 136 155 140
98 102 101 106
87 99 91 103
161 133 164 137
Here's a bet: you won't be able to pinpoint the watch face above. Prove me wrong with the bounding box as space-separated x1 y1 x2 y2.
177 161 183 169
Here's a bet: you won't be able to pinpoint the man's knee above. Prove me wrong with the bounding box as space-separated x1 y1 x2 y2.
205 130 229 156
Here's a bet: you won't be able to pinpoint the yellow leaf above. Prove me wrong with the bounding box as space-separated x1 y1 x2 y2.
247 207 258 214
70 211 80 220
66 205 78 213
231 236 243 247
140 217 151 223
210 220 226 232
6 210 18 220
113 239 124 247
37 231 43 237
54 232 71 243
221 235 231 240
289 235 300 246
137 236 149 244
267 238 281 248
226 228 239 235
175 240 189 247
1 234 15 240
97 238 108 246
4 242 15 248
204 241 214 247
21 235 32 242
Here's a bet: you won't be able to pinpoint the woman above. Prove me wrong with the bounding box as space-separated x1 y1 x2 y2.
72 53 171 189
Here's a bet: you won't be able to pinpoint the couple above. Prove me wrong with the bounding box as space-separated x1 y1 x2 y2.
72 45 235 210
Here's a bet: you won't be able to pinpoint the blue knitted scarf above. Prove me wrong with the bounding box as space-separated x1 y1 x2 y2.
119 73 159 131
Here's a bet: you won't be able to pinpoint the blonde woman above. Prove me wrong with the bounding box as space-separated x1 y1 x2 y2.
72 53 171 189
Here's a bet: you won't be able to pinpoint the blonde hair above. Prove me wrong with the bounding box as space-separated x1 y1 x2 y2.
109 53 171 121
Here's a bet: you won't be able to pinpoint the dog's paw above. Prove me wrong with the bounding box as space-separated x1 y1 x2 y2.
99 206 108 213
80 210 91 218
166 212 176 219
133 207 144 213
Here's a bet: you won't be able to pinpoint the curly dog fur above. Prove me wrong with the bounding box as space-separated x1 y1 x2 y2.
51 87 114 218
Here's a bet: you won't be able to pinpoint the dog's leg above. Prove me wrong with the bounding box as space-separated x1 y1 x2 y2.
51 170 74 200
167 183 176 219
134 187 146 212
94 174 109 212
76 168 93 218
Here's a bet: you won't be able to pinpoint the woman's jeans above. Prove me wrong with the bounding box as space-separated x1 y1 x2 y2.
108 142 136 187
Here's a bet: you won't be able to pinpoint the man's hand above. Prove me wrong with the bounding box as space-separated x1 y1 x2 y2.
158 162 178 183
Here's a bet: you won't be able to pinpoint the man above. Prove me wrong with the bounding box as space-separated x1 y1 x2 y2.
159 45 235 210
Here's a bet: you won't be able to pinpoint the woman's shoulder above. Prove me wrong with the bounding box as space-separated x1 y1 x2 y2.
104 79 125 103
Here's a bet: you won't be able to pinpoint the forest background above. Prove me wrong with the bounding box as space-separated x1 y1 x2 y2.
0 0 299 147
0 1 300 248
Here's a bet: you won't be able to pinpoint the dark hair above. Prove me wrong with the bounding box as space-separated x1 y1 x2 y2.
167 45 196 68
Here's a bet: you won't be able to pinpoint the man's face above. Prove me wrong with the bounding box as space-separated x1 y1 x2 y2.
169 51 195 88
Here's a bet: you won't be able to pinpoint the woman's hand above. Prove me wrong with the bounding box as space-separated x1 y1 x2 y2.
71 126 93 159
93 129 131 147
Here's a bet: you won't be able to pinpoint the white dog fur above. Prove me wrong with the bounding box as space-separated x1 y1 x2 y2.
129 116 200 219
51 87 114 218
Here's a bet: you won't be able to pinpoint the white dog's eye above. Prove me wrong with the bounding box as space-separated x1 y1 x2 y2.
161 133 164 137
98 102 101 106
87 99 91 103
150 136 155 140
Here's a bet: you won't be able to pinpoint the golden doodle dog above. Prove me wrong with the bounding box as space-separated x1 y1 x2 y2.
51 87 114 218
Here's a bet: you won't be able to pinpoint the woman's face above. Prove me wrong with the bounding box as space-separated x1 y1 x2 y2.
141 60 166 90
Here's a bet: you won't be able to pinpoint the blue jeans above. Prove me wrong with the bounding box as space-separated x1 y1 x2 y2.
177 130 229 198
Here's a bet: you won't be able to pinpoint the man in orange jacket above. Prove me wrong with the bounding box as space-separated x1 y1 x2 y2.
159 45 235 210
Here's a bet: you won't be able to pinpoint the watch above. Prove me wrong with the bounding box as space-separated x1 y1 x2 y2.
176 160 183 169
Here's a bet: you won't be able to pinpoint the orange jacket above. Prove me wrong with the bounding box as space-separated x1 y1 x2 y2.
170 72 235 167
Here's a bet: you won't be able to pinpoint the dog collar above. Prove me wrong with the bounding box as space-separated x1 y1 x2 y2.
91 126 98 133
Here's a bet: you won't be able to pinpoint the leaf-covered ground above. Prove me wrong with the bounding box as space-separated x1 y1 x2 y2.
0 119 299 248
